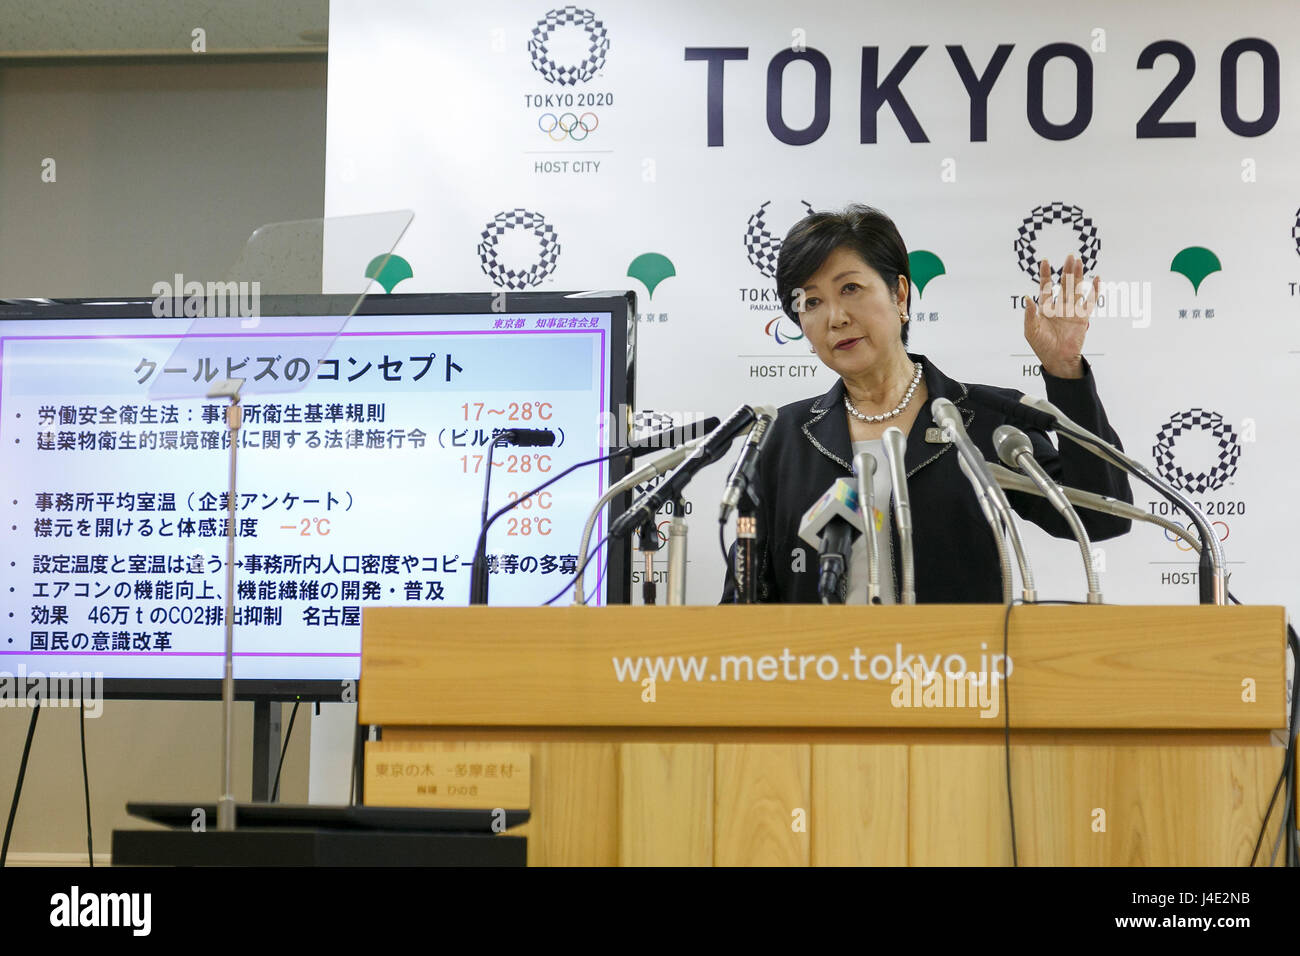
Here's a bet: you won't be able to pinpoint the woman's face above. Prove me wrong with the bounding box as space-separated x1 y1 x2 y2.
796 246 907 378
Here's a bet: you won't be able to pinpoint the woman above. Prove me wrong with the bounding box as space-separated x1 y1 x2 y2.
724 204 1132 604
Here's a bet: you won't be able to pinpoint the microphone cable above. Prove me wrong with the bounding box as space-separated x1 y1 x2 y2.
271 700 301 804
1 699 40 867
472 450 616 604
1236 588 1300 867
542 533 611 607
720 523 740 601
1003 594 1297 867
80 692 93 866
1001 597 1089 868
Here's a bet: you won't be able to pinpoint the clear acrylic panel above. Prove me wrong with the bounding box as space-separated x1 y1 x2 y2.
146 210 414 401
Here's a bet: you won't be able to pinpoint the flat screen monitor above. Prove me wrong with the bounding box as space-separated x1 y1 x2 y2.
0 291 634 699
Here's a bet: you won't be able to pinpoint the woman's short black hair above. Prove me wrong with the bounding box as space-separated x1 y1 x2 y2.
775 204 911 345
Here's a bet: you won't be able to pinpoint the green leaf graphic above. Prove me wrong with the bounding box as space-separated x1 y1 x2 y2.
626 252 677 300
365 253 414 293
908 250 946 298
1169 246 1221 295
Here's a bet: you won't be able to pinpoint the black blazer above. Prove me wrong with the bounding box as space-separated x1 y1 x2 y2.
722 352 1133 604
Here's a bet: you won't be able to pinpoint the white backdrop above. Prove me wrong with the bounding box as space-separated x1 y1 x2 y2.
322 0 1300 620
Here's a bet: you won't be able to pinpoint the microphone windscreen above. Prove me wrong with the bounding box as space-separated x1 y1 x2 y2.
992 424 1035 468
503 428 556 446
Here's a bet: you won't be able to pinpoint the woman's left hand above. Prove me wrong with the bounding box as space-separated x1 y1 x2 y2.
1024 254 1097 379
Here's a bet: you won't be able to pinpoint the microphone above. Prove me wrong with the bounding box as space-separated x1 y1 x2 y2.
719 406 777 522
573 435 708 605
620 417 721 457
499 428 555 446
957 453 1013 603
610 404 756 538
993 426 1072 516
880 426 915 604
798 478 864 604
994 425 1103 604
932 398 1036 602
965 385 1058 433
1018 394 1225 605
852 451 881 604
987 463 1201 549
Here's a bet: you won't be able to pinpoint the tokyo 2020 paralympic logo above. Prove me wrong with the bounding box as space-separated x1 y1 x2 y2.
744 200 815 280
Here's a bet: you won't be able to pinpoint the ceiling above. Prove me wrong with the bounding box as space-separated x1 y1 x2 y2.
0 0 328 56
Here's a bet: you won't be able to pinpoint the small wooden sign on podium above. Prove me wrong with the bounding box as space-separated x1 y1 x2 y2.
364 742 531 809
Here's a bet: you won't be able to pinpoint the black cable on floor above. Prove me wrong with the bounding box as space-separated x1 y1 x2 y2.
1002 598 1088 868
1244 592 1299 866
80 692 93 867
1002 599 1017 868
349 723 363 806
1 700 40 867
271 700 300 803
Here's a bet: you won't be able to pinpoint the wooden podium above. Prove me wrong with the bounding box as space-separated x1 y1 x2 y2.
359 605 1291 866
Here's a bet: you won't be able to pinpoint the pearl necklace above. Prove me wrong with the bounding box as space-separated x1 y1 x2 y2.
843 362 923 423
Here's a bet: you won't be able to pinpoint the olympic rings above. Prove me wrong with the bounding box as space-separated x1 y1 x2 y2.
538 111 599 142
1163 520 1229 551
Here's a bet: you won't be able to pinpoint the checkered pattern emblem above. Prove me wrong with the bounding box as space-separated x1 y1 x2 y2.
628 410 717 455
528 7 609 86
1152 409 1241 494
1014 202 1101 283
477 209 561 290
630 409 677 438
745 200 816 279
1292 207 1300 258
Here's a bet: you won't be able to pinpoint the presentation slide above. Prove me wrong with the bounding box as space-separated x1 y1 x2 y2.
0 306 616 684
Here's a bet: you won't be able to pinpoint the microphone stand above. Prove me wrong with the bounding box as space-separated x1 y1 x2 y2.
958 455 1013 604
1019 395 1226 605
995 427 1102 603
213 383 243 833
1031 467 1103 605
469 437 504 606
1064 424 1224 604
988 463 1204 552
734 491 758 604
852 452 880 605
636 515 660 605
666 493 688 606
939 398 1031 603
989 487 1035 603
573 437 704 605
881 427 915 605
